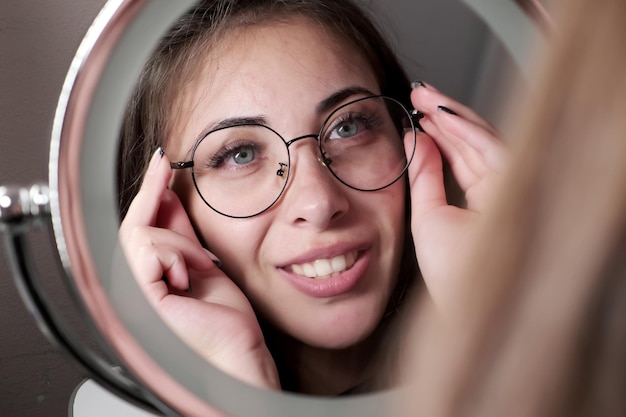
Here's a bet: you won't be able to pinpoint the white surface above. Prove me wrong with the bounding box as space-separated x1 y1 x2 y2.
70 379 161 417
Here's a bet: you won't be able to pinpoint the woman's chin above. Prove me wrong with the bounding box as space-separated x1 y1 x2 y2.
293 312 383 350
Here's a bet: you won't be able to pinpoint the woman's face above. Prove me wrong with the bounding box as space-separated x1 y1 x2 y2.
169 18 406 349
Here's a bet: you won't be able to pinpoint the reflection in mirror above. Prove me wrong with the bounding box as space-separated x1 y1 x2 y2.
0 0 545 414
114 0 524 398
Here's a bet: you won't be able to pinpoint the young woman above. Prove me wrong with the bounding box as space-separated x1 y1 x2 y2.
118 0 503 395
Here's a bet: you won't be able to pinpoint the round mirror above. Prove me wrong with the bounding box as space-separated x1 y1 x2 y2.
1 0 546 416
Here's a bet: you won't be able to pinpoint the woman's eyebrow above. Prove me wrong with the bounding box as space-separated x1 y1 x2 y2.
185 116 268 157
204 116 269 134
316 86 377 115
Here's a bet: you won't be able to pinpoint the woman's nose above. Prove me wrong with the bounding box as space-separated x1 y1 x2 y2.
279 147 349 229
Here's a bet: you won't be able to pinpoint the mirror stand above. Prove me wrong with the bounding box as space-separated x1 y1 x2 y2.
0 184 173 415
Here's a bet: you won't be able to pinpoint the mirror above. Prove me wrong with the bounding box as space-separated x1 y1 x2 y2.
0 0 545 415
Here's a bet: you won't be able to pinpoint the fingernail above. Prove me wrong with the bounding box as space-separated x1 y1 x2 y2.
204 249 222 267
148 147 165 173
437 105 458 116
411 80 426 89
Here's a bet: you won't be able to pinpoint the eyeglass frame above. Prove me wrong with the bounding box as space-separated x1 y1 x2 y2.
170 94 423 219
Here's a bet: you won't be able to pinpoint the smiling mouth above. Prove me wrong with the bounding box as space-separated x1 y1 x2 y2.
288 252 357 279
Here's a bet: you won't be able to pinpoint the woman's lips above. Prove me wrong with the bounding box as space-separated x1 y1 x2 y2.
278 248 369 298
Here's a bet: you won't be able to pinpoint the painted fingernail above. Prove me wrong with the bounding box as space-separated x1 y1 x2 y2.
204 249 222 267
411 80 426 89
148 147 165 173
437 105 458 116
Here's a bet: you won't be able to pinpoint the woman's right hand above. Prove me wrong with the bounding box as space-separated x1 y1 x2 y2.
404 82 507 312
119 148 280 390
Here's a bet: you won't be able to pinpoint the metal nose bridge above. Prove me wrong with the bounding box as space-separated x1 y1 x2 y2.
283 133 331 169
285 133 318 147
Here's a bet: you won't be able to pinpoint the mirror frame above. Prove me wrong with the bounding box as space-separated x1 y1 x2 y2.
25 0 546 415
52 1 403 415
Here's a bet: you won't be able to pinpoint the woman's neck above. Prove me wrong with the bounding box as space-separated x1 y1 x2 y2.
265 323 388 396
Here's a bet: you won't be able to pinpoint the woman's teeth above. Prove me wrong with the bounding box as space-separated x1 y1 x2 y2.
290 252 357 279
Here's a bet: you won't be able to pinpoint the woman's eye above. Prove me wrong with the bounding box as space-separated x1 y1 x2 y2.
232 146 255 165
205 143 259 169
326 111 382 141
333 120 359 138
328 118 363 140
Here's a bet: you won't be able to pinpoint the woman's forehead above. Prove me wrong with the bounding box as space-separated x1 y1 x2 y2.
168 18 378 153
191 15 375 85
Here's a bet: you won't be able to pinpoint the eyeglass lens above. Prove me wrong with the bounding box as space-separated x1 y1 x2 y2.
190 96 415 218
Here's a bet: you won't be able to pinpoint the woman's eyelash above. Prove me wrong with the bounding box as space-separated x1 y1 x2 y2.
333 112 383 130
206 142 257 168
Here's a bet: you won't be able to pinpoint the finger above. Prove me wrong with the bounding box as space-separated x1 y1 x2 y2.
418 117 485 189
410 82 498 135
130 242 186 301
404 130 448 222
155 169 223 263
134 239 221 298
433 110 506 172
157 245 222 293
155 187 204 241
131 226 218 271
420 112 506 192
122 148 172 230
418 116 506 212
154 245 191 292
155 184 223 265
187 271 255 316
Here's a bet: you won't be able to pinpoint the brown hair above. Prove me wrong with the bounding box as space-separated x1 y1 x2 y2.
400 0 626 415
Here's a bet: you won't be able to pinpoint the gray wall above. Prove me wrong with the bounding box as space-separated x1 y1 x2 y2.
1 1 106 416
0 1 510 416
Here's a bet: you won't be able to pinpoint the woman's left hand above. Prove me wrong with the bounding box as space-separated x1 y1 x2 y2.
404 82 507 309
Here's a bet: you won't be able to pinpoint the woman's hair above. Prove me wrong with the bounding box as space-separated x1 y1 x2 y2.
117 0 412 219
399 0 626 415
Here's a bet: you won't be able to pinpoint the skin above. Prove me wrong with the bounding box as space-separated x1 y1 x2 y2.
120 16 505 396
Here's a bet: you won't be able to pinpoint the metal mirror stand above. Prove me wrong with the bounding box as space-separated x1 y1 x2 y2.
0 1 189 414
0 186 172 414
0 0 547 416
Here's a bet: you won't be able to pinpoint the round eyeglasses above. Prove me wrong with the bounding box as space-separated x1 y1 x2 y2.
170 95 421 218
